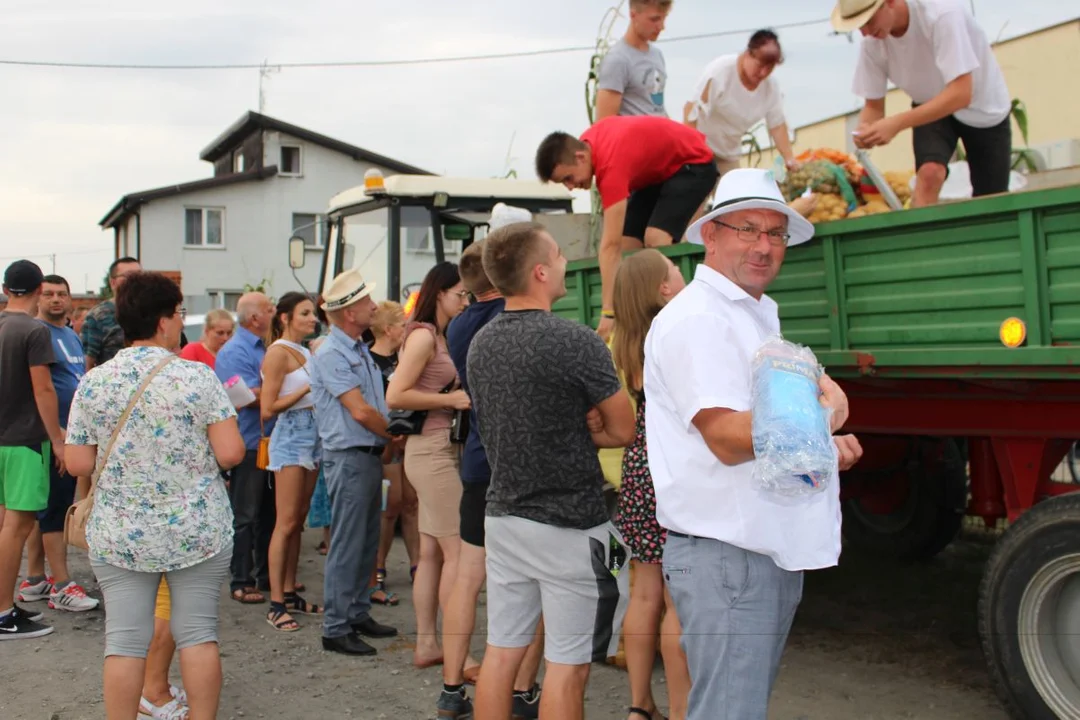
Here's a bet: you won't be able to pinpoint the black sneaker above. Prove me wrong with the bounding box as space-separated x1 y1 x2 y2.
0 610 54 640
512 685 540 720
436 687 473 719
12 604 44 622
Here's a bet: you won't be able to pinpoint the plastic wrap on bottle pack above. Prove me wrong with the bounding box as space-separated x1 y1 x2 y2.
750 335 836 496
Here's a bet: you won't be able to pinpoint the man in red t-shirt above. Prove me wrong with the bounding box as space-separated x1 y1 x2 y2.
535 116 717 339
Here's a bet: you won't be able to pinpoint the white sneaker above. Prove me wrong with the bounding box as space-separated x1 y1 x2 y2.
17 577 53 602
48 583 100 612
138 697 188 719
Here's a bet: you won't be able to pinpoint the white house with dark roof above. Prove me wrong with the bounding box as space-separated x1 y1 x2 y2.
100 111 434 313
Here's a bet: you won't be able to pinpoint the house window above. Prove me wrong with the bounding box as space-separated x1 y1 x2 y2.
233 151 245 173
185 208 225 247
292 213 323 248
281 145 302 175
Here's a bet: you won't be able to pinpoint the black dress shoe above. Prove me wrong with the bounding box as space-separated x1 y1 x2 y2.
351 617 398 638
322 632 377 656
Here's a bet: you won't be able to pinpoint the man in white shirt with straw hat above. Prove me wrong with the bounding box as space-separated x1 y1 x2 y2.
644 168 863 718
834 0 1012 207
311 268 398 656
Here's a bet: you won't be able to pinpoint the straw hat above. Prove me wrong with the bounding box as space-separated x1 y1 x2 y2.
685 168 815 247
321 268 375 312
831 0 885 33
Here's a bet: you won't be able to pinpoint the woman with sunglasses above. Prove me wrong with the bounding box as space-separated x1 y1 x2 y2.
684 30 797 178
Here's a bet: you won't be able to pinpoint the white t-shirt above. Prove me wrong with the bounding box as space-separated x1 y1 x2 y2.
852 0 1011 128
643 265 842 572
686 54 787 161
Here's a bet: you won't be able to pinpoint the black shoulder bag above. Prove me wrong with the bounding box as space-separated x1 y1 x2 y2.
387 380 457 436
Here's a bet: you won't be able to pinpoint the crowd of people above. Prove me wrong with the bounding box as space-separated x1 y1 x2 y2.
0 0 1013 718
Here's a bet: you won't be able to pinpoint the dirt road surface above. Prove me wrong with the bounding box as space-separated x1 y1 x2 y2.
1 535 1009 720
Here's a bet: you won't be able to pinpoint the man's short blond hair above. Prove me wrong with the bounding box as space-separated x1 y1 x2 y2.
481 222 549 298
459 242 495 296
630 0 672 10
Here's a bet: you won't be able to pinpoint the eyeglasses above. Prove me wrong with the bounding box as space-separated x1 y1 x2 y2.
454 290 469 300
713 221 790 247
178 307 188 321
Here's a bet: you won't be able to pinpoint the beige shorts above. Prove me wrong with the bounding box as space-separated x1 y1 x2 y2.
404 428 463 538
715 156 742 178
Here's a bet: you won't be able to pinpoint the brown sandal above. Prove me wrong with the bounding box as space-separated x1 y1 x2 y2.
231 587 266 604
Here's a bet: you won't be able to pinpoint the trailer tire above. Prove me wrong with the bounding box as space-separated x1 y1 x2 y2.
980 494 1080 720
841 437 966 561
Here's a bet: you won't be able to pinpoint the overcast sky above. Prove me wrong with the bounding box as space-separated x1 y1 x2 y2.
1 0 1074 293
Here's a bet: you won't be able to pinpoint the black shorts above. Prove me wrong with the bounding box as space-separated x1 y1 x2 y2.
912 107 1012 197
36 462 77 534
460 481 489 548
623 161 719 242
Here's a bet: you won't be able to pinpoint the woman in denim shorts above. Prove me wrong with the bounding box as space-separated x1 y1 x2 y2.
260 292 322 632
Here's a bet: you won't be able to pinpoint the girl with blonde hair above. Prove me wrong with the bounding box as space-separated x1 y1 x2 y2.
611 249 691 720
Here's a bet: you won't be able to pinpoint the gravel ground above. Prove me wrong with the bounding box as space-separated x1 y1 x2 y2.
1 534 1009 720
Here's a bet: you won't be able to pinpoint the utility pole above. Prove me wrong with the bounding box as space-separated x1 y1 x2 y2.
258 59 281 113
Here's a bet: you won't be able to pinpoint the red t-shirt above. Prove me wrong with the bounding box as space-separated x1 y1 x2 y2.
582 116 714 209
179 341 216 369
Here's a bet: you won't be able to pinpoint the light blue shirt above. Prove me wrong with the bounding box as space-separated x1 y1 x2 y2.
215 326 273 450
310 325 388 451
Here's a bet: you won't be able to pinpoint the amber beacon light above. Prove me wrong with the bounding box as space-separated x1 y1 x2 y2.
999 317 1027 348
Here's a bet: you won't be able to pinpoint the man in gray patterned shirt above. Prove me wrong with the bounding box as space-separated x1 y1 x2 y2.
467 222 636 719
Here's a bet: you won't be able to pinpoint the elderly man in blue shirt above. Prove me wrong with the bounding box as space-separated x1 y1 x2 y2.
312 269 398 656
215 292 277 604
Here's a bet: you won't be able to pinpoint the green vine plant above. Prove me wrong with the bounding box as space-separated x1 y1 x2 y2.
584 1 627 254
954 98 1038 172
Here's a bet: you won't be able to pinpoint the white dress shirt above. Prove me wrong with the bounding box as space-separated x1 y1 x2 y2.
644 264 841 572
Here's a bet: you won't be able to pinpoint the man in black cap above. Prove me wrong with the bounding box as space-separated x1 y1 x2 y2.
0 260 67 639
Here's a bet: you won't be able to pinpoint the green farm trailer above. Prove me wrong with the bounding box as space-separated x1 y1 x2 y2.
554 183 1080 720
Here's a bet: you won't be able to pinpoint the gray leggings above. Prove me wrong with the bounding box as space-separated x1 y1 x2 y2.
91 548 231 658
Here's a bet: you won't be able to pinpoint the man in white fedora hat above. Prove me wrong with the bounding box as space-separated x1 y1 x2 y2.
644 168 863 718
309 268 398 656
834 0 1012 207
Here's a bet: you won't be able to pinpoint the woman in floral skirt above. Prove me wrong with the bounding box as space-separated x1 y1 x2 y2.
611 250 691 720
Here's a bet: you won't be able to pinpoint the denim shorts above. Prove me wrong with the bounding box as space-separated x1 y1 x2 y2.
268 408 321 471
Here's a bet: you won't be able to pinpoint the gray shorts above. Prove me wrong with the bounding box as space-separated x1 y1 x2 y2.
484 515 629 665
91 548 232 658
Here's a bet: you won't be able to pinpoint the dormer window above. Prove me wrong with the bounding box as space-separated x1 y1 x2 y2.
233 150 245 173
281 145 302 176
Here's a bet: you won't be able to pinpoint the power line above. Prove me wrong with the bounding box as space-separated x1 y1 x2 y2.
0 18 830 71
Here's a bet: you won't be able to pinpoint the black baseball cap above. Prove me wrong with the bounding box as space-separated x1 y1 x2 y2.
3 260 45 296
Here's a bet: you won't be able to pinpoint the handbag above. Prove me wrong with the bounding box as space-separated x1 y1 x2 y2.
386 380 457 436
64 354 177 551
449 406 470 445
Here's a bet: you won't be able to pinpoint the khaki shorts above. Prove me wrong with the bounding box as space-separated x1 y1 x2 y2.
715 156 742 178
404 428 462 538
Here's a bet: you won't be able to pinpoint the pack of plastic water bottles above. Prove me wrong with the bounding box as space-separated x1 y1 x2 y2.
750 335 836 496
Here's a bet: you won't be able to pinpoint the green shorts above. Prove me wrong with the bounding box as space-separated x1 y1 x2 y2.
0 443 51 512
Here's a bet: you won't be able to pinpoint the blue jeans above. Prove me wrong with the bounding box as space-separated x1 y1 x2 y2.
321 448 383 639
663 534 803 720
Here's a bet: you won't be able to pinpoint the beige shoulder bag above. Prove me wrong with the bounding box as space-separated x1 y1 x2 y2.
64 354 177 550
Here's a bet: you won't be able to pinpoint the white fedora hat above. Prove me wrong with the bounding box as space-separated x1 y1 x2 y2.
685 168 815 247
489 203 533 231
831 0 886 33
321 268 375 312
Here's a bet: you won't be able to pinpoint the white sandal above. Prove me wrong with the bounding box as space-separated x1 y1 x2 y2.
138 696 188 719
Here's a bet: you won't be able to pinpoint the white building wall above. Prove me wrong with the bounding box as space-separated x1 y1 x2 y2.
131 130 428 312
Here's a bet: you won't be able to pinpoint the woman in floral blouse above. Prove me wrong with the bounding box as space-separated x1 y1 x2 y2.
66 272 246 720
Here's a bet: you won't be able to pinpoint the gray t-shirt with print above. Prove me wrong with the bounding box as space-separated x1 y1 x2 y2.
467 310 622 530
597 39 667 117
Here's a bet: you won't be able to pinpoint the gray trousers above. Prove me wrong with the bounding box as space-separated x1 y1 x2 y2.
663 534 803 720
321 448 383 639
91 548 231 658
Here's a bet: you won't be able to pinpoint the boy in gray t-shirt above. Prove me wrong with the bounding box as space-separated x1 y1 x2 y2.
595 0 672 119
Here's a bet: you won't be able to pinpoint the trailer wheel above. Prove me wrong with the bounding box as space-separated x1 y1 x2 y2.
980 493 1080 720
841 437 966 561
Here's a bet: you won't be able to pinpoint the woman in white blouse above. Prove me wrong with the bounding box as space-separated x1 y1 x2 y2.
684 30 798 178
66 271 245 720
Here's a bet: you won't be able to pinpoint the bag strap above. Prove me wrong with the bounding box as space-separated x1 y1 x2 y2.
87 354 177 495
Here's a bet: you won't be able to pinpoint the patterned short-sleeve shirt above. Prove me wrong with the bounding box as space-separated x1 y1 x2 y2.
66 346 237 572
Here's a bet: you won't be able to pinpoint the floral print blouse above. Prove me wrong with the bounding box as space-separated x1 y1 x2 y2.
67 346 237 573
